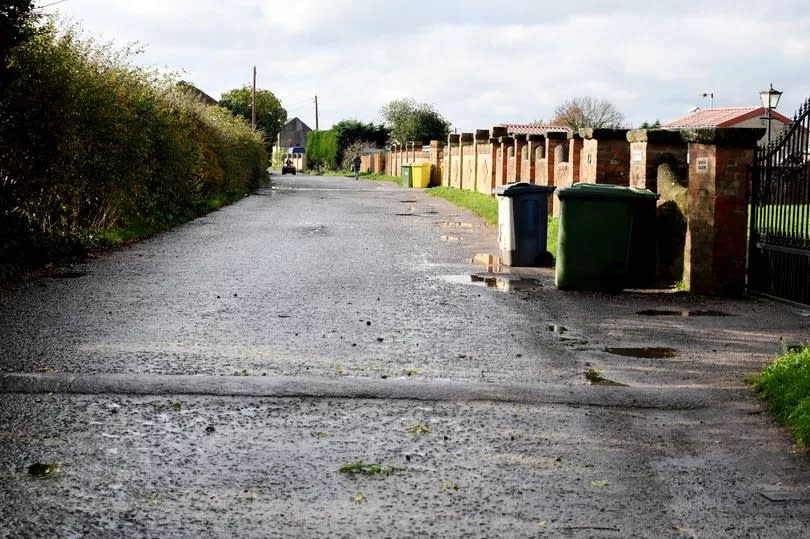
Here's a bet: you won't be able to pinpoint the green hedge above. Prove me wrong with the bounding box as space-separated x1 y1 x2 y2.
0 20 267 277
306 130 338 170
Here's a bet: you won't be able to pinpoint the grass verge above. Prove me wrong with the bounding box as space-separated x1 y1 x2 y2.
1 188 252 282
426 186 559 259
751 345 810 446
426 187 498 224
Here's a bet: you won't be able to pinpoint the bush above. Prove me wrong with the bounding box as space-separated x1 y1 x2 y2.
754 346 810 446
0 19 267 275
306 130 338 170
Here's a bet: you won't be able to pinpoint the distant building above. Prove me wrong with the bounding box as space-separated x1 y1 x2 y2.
664 107 791 145
277 117 312 149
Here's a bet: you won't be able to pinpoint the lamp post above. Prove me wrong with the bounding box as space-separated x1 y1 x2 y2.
760 83 783 144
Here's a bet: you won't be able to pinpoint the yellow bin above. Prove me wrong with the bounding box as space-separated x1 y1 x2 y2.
410 163 433 188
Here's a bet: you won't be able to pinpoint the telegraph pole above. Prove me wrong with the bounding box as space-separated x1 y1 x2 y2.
314 95 319 131
251 66 257 129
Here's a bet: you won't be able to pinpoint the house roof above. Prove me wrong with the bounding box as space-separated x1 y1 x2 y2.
497 123 571 136
664 107 791 128
282 117 312 131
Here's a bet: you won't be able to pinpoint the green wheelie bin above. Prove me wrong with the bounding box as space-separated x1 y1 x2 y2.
555 183 659 291
401 164 413 188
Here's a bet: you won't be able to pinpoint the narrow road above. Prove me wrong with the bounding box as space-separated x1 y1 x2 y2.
1 174 809 537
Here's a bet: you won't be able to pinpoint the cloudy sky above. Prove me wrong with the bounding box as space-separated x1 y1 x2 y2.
44 0 810 132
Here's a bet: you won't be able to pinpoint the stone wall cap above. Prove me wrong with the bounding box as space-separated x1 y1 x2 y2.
513 133 527 142
448 134 461 143
475 129 490 140
546 131 568 140
498 136 515 143
490 126 508 138
460 133 474 142
678 127 766 146
579 128 630 140
627 129 686 144
527 134 544 142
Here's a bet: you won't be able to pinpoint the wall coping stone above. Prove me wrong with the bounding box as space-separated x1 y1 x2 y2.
498 136 515 144
626 129 686 144
546 131 568 140
527 134 544 142
448 134 460 143
475 129 490 141
491 126 508 138
460 133 474 143
579 128 630 140
678 127 766 146
513 134 527 142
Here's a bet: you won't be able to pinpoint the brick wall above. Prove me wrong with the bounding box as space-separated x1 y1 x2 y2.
579 129 630 185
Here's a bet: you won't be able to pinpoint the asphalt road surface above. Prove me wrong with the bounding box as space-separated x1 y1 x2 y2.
1 174 809 537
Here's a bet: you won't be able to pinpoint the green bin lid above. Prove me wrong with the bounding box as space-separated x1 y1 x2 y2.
495 182 556 197
556 183 659 200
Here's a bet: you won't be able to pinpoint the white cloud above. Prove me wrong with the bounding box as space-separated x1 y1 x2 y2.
46 0 810 130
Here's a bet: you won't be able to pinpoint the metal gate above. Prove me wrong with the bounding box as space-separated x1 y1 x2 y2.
749 97 810 305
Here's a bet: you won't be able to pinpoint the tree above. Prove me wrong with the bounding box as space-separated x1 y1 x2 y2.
219 86 287 144
1 1 37 91
380 98 451 143
332 119 389 163
640 120 662 129
551 96 626 131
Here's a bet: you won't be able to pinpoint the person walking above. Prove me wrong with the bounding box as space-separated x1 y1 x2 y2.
352 155 362 181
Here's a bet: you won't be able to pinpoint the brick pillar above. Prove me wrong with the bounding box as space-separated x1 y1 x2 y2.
626 129 688 191
567 133 583 184
579 128 630 185
513 134 527 182
545 132 568 216
460 133 474 190
497 136 514 187
445 134 459 186
525 134 543 183
682 128 763 296
430 140 443 186
473 130 489 193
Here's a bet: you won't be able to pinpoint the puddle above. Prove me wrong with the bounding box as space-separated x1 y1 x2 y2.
547 325 568 334
471 254 507 273
438 274 542 292
637 309 732 317
603 347 678 358
441 235 461 241
49 271 87 279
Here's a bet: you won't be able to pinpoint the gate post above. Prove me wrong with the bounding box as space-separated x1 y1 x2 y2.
682 128 764 296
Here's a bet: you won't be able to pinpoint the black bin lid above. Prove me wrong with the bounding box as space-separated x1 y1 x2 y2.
495 182 557 197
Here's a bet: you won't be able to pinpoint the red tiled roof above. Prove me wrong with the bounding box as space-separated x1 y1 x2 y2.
497 123 571 135
664 107 791 128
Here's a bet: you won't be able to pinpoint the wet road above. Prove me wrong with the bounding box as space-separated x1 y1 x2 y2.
2 174 810 537
0 174 574 383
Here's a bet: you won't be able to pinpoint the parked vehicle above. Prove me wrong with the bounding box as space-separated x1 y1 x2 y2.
282 158 296 175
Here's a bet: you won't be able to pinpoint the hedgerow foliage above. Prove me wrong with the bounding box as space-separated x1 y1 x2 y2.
306 130 338 170
0 19 267 274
